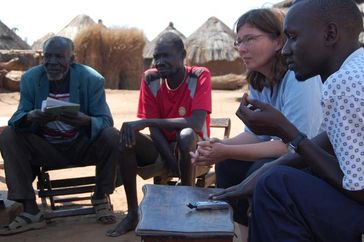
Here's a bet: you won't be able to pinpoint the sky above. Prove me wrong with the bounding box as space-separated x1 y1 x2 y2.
1 0 282 45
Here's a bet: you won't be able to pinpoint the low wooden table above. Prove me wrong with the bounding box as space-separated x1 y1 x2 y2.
136 184 234 242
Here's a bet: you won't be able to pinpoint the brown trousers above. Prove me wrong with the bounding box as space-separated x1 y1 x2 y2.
0 126 121 201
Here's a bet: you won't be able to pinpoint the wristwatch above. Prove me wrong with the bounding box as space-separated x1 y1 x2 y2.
287 132 307 153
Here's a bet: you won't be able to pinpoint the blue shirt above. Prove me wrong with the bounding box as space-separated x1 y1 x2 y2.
245 70 323 141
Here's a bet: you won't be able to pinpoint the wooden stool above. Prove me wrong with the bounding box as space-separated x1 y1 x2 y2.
136 184 234 242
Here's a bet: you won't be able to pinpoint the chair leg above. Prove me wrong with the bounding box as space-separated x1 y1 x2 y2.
43 171 56 210
37 171 48 208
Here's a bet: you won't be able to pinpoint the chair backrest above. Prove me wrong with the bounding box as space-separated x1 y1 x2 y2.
209 118 231 139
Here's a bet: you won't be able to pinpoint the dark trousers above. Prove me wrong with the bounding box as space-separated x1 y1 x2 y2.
0 126 120 201
215 159 272 225
249 166 364 242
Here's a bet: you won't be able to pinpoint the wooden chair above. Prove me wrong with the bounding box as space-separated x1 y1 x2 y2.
36 165 97 219
137 117 231 187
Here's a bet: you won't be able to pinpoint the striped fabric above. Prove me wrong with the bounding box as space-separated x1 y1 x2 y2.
42 93 79 144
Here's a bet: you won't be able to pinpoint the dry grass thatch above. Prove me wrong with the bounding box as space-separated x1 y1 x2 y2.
274 0 364 9
275 0 364 43
185 17 244 76
31 32 55 51
0 20 30 50
57 14 96 41
74 24 145 90
186 17 239 64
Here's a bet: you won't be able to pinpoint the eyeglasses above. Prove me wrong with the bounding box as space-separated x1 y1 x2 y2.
234 34 266 48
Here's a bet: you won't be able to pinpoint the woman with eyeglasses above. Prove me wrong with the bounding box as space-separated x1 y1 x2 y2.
191 8 323 242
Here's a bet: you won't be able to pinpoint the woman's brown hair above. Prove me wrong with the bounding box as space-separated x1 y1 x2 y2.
235 8 287 92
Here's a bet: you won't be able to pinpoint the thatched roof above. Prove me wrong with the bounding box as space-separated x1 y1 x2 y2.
0 20 30 50
274 0 364 43
143 22 186 59
57 14 96 40
185 16 239 64
31 32 55 51
273 0 292 9
274 0 364 9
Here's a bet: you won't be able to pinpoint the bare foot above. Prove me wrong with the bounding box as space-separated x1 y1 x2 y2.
105 210 138 237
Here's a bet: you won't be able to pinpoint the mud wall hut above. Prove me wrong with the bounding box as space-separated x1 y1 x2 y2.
0 20 41 91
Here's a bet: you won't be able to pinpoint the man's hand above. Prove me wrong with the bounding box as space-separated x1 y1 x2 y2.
120 120 147 148
236 93 298 142
190 137 222 166
59 111 91 128
209 162 272 201
27 109 55 126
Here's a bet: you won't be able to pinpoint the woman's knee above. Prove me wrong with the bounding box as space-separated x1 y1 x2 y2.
216 159 252 188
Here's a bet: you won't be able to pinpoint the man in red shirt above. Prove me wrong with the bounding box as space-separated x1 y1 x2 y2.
107 32 212 237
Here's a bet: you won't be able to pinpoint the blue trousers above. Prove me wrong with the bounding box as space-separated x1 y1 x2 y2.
216 159 272 225
249 166 364 242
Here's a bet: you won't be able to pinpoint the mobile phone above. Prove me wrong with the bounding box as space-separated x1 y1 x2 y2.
186 200 230 210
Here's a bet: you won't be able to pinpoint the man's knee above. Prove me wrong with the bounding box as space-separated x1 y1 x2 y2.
255 166 297 198
0 126 17 148
177 128 197 152
98 127 119 148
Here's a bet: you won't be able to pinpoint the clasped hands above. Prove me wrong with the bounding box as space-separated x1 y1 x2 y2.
190 137 224 166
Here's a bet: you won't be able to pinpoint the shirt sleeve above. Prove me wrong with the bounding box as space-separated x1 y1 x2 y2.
280 73 323 139
191 68 212 113
244 85 272 141
137 78 160 119
323 95 364 190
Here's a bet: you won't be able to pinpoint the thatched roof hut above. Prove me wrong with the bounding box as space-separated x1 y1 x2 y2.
143 22 186 69
0 20 30 50
57 14 96 41
31 32 55 51
185 16 243 76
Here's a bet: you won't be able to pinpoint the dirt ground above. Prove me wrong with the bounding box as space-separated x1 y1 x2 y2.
0 89 246 242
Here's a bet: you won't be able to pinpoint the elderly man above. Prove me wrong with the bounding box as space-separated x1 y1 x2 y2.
0 36 120 235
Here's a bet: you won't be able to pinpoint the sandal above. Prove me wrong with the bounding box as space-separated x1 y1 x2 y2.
0 211 46 235
91 195 116 224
